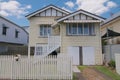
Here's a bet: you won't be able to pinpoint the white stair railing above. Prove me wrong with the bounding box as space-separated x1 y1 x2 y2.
34 35 61 56
48 35 61 53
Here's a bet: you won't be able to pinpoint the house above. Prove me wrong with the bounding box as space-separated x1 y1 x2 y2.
26 5 105 65
101 12 120 44
101 12 120 63
0 15 28 53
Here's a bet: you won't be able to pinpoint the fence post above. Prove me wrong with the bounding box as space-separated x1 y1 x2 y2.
115 53 120 75
28 46 30 58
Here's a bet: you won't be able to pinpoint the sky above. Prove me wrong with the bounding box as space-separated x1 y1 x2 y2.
0 0 120 27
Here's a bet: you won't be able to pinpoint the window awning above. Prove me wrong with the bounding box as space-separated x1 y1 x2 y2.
64 20 101 23
102 29 120 39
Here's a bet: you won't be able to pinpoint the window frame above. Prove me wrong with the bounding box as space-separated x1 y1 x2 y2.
2 24 8 36
40 24 52 37
15 30 19 38
83 23 89 35
67 23 95 36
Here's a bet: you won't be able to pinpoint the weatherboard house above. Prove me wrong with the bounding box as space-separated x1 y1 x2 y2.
101 11 120 44
26 5 105 65
0 15 28 47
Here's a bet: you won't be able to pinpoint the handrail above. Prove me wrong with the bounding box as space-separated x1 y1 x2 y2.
34 35 61 56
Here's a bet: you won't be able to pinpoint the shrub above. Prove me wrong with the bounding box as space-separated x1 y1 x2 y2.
108 60 116 69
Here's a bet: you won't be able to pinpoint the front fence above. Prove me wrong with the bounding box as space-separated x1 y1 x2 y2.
115 54 120 75
0 55 72 80
103 44 120 63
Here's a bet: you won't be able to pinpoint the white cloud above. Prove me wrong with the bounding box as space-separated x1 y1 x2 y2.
65 1 74 8
0 0 31 18
76 0 117 15
107 1 117 8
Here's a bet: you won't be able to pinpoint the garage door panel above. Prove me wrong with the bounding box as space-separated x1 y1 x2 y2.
68 47 79 65
83 47 95 65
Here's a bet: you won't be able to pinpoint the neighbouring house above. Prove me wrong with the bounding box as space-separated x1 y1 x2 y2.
26 5 105 65
101 12 120 63
101 12 120 44
0 15 28 53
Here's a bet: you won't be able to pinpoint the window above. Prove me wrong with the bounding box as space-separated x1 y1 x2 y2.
84 24 89 35
2 24 8 35
35 44 47 55
89 23 95 35
72 23 77 34
67 23 95 35
40 25 51 37
15 30 19 38
36 46 43 55
78 23 83 35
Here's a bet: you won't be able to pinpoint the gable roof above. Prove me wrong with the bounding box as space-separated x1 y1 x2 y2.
57 9 106 22
0 15 28 35
26 4 70 18
102 11 120 26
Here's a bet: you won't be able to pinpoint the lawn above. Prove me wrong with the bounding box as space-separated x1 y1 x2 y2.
95 66 120 80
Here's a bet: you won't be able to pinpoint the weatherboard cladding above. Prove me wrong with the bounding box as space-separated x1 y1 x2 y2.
0 15 28 34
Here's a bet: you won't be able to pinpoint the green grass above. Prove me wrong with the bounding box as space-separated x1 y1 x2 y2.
73 66 88 80
73 73 77 80
95 66 120 80
78 66 87 71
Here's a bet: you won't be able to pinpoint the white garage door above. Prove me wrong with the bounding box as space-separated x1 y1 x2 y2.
83 47 95 65
68 47 79 65
68 46 95 65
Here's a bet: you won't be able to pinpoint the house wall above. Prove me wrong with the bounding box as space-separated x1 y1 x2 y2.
29 16 60 47
101 17 120 44
52 25 60 35
0 17 28 45
60 23 103 65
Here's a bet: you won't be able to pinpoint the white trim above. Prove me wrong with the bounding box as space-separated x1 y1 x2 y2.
64 20 101 23
26 5 70 18
57 10 105 22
